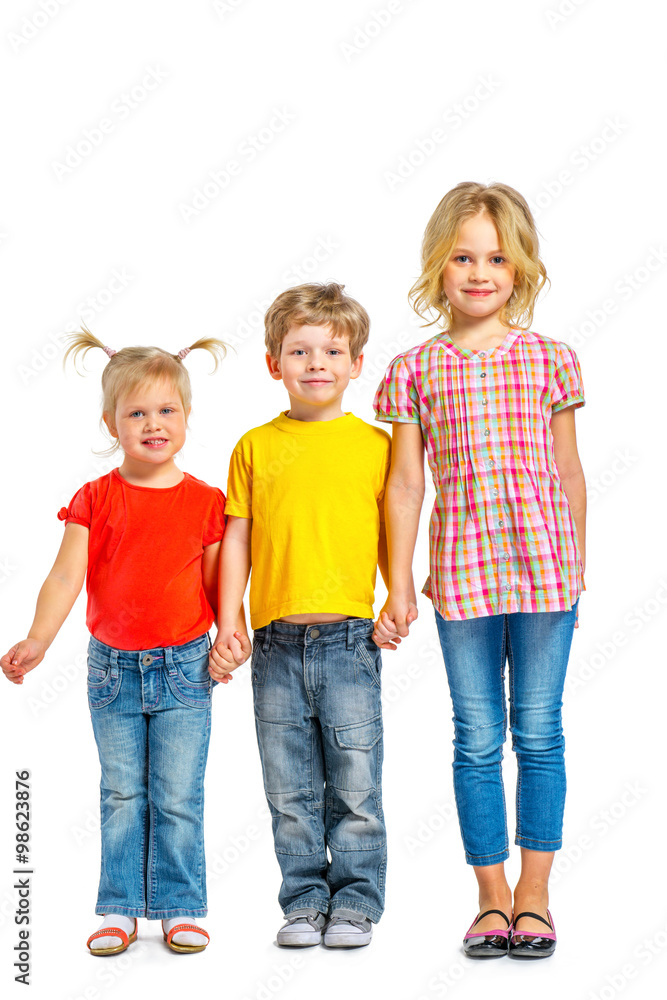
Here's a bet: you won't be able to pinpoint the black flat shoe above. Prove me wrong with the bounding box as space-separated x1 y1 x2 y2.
463 908 511 959
509 910 557 960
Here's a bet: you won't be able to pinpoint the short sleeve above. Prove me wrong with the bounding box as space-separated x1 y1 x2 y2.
203 487 227 547
376 433 392 523
373 352 421 424
223 438 253 518
551 343 585 413
57 482 92 527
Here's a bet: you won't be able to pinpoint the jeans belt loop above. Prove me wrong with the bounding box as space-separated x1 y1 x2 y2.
110 647 119 679
346 621 355 651
165 644 177 677
262 621 272 652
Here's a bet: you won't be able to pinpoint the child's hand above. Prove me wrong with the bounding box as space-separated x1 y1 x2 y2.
208 630 252 684
1 639 48 684
373 598 418 650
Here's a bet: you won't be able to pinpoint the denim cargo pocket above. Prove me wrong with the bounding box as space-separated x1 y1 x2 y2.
87 662 122 710
165 656 211 709
353 636 382 690
333 715 383 750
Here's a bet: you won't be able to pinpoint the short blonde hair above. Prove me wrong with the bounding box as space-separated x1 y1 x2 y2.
63 325 227 454
410 182 548 330
264 283 370 360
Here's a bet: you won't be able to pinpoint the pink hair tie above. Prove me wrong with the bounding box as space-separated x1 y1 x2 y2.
177 347 191 360
103 346 117 358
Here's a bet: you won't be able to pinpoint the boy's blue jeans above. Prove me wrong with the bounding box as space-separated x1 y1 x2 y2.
434 601 578 866
87 632 214 918
251 618 386 923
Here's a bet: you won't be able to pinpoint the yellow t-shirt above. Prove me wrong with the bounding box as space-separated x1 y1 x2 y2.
225 411 391 629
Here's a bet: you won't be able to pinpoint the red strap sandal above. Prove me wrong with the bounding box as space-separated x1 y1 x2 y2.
87 918 138 956
162 921 210 954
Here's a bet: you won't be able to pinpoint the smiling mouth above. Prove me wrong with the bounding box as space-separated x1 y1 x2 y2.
464 289 494 296
142 439 168 447
302 379 332 384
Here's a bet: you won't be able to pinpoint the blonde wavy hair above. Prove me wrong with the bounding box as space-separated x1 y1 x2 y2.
409 182 549 330
265 282 370 360
63 324 227 454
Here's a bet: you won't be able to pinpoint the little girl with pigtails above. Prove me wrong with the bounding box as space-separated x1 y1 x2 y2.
1 328 249 956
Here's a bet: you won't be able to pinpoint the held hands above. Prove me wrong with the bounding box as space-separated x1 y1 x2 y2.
1 639 48 685
372 594 419 651
208 628 252 685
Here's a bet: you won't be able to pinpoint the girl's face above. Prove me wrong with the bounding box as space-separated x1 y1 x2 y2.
105 378 189 467
442 212 516 323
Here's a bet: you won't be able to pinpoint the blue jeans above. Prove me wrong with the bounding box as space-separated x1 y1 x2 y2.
251 618 386 923
434 603 578 866
87 632 214 918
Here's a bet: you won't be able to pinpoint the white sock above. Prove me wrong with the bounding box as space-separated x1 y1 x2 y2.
90 914 135 951
163 916 208 947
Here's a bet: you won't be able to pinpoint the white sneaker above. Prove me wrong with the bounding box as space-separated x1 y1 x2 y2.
276 909 326 947
323 910 373 948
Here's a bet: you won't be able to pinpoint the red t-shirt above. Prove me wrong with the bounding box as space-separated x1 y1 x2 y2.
57 469 226 650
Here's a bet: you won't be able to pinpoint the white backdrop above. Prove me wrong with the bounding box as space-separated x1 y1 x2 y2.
2 2 666 999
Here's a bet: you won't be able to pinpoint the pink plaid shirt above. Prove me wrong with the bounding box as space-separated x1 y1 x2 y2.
373 328 585 620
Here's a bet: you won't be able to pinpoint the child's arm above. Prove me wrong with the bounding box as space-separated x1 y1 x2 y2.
202 541 221 616
208 515 252 683
374 423 425 648
551 406 586 627
551 406 586 570
1 523 89 684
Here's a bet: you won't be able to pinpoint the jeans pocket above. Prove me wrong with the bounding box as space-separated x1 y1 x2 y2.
333 714 383 751
353 637 382 690
87 662 122 710
165 658 211 710
251 642 272 688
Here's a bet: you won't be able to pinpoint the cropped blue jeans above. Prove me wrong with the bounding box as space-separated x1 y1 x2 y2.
434 602 578 866
251 618 386 923
87 632 214 919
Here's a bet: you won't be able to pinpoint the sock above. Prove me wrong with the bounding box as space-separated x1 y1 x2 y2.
89 913 135 951
163 916 208 948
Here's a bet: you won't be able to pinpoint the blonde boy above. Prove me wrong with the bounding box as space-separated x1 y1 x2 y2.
210 283 391 948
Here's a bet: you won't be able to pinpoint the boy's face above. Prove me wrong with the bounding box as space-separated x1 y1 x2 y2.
266 322 363 419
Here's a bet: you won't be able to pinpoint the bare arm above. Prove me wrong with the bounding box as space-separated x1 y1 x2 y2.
551 406 586 573
374 423 426 646
1 523 89 684
208 515 252 681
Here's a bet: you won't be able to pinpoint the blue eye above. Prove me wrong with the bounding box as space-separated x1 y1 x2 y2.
454 255 470 263
160 408 173 414
129 411 143 418
490 256 506 264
